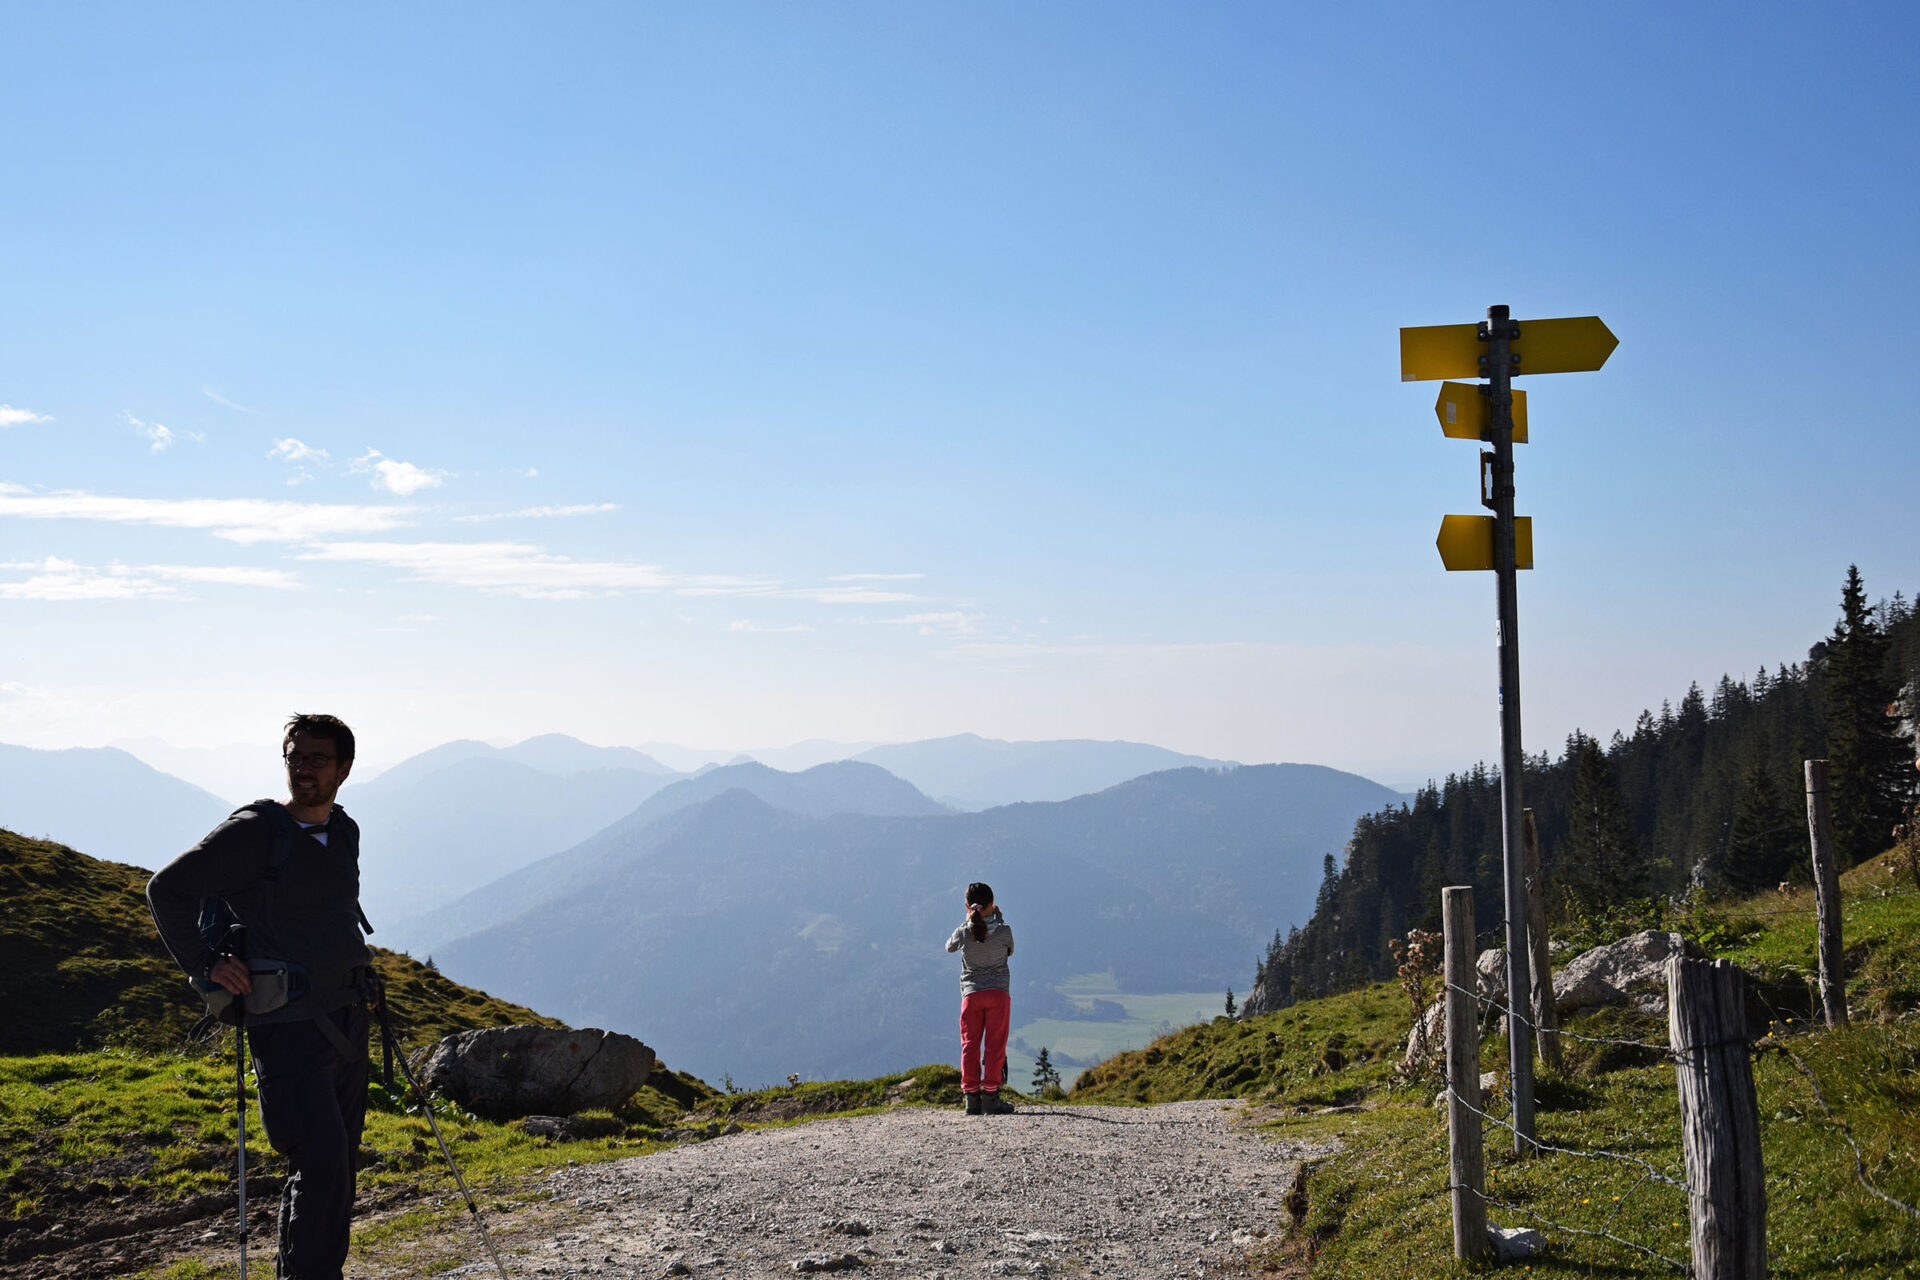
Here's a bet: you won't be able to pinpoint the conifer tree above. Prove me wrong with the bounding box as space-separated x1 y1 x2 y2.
1722 762 1798 893
1822 566 1911 866
1561 733 1645 909
1030 1047 1062 1096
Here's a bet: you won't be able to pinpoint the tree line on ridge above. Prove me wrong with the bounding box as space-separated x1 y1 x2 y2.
1252 566 1918 1009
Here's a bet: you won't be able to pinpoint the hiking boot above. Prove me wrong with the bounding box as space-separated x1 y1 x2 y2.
981 1092 1016 1115
964 1091 983 1116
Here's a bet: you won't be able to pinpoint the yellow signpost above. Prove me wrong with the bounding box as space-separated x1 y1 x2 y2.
1400 315 1618 382
1436 382 1528 444
1404 304 1616 1175
1436 514 1534 572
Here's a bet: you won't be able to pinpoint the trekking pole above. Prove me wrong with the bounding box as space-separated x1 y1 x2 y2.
235 1010 249 1280
371 982 512 1280
216 924 252 1280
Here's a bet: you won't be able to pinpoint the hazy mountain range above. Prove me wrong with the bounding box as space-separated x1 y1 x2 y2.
0 743 232 869
349 747 683 924
414 762 1399 1084
110 732 1232 810
848 734 1234 810
2 730 1400 1086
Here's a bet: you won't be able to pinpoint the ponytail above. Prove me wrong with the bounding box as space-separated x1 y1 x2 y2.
965 881 994 943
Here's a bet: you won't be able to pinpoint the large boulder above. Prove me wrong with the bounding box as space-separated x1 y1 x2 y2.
414 1026 655 1118
1553 930 1692 1017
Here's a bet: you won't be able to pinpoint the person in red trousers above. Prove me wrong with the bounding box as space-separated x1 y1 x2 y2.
945 881 1016 1115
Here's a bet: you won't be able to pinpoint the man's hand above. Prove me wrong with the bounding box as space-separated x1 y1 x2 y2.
209 955 252 996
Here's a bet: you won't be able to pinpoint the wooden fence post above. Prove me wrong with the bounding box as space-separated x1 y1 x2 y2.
1804 759 1848 1028
1443 885 1488 1260
1669 956 1767 1280
1521 809 1562 1069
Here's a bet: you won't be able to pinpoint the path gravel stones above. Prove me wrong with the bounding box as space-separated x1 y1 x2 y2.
438 1101 1334 1280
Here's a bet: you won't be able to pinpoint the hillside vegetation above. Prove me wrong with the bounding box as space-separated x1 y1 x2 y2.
1072 855 1920 1277
0 828 722 1276
1255 568 1920 1011
0 827 561 1056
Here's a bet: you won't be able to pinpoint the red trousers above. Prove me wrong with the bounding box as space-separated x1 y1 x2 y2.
959 989 1010 1094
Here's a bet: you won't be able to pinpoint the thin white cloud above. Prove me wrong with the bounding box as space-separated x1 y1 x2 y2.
126 413 204 453
728 620 815 633
0 485 413 544
203 386 253 412
352 448 448 496
830 572 925 582
781 585 920 604
269 438 329 464
870 611 981 636
0 556 299 600
298 540 770 601
0 405 50 428
454 503 620 523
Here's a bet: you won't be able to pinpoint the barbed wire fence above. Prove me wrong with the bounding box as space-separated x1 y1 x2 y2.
1428 855 1919 1277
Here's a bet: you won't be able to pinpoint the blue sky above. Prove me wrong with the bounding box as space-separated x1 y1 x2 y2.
2 3 1915 785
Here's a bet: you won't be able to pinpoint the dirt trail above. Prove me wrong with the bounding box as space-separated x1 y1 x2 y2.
381 1100 1332 1280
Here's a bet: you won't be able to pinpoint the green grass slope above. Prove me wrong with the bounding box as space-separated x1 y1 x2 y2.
1070 856 1920 1277
0 827 560 1055
0 827 721 1275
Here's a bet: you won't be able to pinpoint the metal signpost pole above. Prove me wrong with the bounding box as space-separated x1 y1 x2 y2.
1484 303 1536 1153
1403 305 1615 1152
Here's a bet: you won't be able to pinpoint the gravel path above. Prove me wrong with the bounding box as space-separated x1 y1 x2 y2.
435 1101 1333 1280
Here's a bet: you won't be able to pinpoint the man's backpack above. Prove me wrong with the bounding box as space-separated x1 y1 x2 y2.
190 801 372 1031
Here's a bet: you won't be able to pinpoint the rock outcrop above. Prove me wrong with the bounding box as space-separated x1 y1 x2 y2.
1552 929 1693 1016
1402 931 1703 1072
415 1025 655 1118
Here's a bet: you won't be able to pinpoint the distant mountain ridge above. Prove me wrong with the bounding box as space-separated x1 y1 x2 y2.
0 743 232 871
350 735 685 923
383 759 951 952
849 734 1237 810
423 762 1400 1084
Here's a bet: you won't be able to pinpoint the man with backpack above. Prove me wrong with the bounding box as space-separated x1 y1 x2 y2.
147 714 372 1280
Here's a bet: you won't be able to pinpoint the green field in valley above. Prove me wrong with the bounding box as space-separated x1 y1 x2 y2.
1006 970 1227 1086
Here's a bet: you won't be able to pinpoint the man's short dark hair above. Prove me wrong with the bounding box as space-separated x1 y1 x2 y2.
284 713 356 764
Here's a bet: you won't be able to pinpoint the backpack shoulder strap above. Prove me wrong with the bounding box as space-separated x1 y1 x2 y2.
255 800 299 881
249 800 376 937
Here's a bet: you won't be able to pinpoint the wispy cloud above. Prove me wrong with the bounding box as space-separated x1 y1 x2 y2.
269 437 329 486
781 585 920 604
727 620 815 633
352 448 448 496
0 556 299 600
830 572 925 582
127 413 203 454
454 503 620 523
0 485 414 543
298 540 770 601
269 438 329 464
202 386 253 412
869 611 981 636
0 405 50 428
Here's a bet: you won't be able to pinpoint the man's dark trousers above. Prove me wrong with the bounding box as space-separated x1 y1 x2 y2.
249 1003 367 1280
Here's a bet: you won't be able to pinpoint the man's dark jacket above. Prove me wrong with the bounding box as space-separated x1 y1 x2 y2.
146 801 371 1020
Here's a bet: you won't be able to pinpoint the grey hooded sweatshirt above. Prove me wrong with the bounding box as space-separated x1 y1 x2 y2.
945 909 1014 995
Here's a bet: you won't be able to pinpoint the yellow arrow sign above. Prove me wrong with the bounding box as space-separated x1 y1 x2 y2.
1436 382 1528 443
1401 316 1618 381
1437 515 1534 571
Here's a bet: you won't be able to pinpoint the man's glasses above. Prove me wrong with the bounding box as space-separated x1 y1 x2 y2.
284 752 336 769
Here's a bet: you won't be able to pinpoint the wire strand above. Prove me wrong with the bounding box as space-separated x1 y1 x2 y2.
1444 1082 1697 1195
1771 1040 1920 1220
1447 1182 1690 1274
